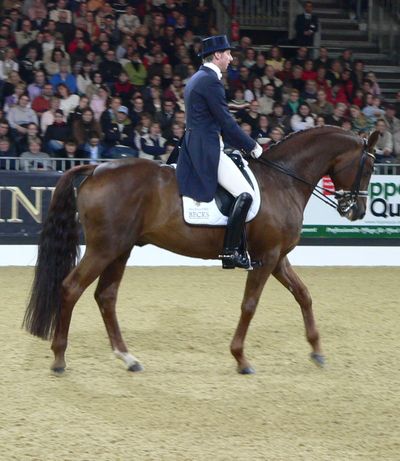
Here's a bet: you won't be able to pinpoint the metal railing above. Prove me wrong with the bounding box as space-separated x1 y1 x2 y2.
1 157 400 175
0 157 114 172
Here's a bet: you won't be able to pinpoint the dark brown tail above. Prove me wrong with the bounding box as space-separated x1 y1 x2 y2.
22 165 96 340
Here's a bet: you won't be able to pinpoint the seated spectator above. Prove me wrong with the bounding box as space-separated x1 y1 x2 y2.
301 79 318 105
266 46 285 72
27 70 47 102
261 65 283 101
44 109 71 156
327 82 349 106
20 137 51 171
80 132 107 161
276 60 293 88
134 112 153 153
289 65 305 93
258 84 276 115
302 59 317 81
3 82 27 113
315 115 326 127
326 60 342 87
338 69 355 103
283 89 301 116
154 99 176 137
112 71 135 106
144 87 163 115
6 93 38 141
166 121 184 148
251 52 267 78
41 96 61 134
374 119 395 163
290 103 315 132
240 122 253 137
124 51 148 88
341 118 353 132
314 47 332 70
246 77 264 102
85 72 104 101
44 47 70 77
140 121 167 161
325 102 347 127
228 88 250 115
57 83 80 117
242 47 256 69
352 60 365 89
68 95 90 124
268 102 291 134
103 105 138 158
19 47 43 85
98 48 123 87
117 5 141 36
0 136 16 170
252 114 270 145
60 139 80 170
15 18 38 49
163 74 185 111
18 122 43 155
349 105 374 134
32 83 53 116
0 47 19 80
77 61 94 96
310 89 334 117
72 108 102 147
362 94 385 123
90 85 110 120
338 48 353 72
268 126 285 146
352 89 365 108
235 99 261 131
315 66 331 93
0 119 16 150
50 59 77 94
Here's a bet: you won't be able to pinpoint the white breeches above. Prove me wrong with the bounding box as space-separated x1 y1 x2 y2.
217 151 255 199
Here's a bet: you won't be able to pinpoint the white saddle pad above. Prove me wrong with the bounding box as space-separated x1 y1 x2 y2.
182 165 261 226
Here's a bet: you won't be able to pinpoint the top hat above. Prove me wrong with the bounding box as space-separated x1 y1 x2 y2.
199 35 233 57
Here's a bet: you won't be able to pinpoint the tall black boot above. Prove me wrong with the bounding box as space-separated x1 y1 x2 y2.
219 192 253 270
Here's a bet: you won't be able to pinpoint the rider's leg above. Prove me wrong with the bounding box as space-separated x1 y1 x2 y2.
217 153 255 269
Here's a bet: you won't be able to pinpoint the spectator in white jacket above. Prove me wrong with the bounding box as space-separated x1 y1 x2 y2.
290 103 315 132
117 6 141 36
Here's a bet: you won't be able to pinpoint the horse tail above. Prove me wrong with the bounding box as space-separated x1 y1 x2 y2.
22 164 97 340
367 130 380 152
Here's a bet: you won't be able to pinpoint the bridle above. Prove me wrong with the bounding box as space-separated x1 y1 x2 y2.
252 139 375 216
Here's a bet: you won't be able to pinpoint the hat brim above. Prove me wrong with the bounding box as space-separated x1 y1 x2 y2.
198 45 235 58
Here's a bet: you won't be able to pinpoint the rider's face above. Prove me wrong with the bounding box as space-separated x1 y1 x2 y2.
215 50 233 72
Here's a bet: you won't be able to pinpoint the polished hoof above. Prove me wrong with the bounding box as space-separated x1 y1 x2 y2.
310 352 325 368
238 366 256 375
128 362 144 372
51 367 65 374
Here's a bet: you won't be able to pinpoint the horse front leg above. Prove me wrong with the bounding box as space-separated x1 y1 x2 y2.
273 256 324 367
230 264 273 374
94 250 143 372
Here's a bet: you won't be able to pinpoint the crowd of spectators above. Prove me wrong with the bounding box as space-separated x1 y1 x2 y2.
0 0 400 172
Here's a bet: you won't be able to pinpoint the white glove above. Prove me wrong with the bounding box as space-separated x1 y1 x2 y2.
250 143 263 159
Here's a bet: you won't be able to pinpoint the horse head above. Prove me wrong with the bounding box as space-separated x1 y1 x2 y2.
328 131 379 221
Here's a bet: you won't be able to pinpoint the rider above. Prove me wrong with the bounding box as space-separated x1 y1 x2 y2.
176 35 263 270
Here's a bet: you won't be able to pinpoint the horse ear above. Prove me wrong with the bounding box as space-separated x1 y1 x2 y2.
367 130 380 152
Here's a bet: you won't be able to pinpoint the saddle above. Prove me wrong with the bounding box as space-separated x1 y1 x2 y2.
181 151 261 226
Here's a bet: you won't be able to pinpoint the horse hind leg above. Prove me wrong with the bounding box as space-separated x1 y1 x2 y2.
51 250 113 373
94 250 143 372
273 256 325 367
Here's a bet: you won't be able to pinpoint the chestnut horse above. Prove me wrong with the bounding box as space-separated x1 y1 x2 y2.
23 127 378 374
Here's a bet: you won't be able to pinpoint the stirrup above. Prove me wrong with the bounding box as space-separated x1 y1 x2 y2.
219 250 253 270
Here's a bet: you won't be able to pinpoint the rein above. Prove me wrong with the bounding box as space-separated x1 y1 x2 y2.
251 140 375 212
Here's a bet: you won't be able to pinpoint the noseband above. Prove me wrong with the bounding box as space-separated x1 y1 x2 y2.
333 141 375 216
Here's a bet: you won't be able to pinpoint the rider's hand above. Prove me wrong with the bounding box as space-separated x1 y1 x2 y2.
250 143 263 159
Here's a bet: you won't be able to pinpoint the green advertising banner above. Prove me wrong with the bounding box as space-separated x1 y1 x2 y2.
301 175 400 242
